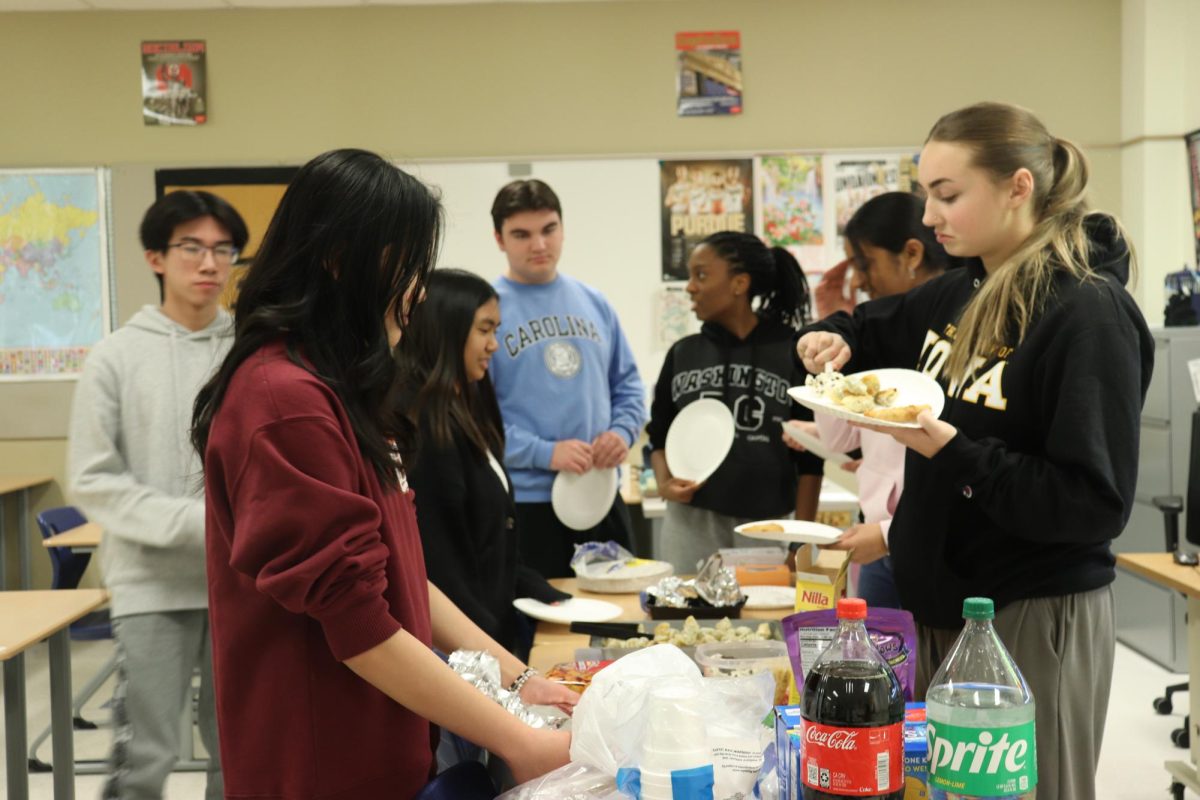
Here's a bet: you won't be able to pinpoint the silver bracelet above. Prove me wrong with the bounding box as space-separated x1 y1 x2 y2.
508 667 537 695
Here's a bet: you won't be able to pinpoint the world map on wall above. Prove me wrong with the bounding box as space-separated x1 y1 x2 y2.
0 171 109 379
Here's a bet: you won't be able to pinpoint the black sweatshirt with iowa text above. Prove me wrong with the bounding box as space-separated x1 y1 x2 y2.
805 215 1154 629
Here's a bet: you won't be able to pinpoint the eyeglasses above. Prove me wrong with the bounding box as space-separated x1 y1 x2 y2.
167 242 239 265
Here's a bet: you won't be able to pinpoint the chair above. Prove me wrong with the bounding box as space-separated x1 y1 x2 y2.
415 760 498 800
28 506 117 771
1153 408 1200 749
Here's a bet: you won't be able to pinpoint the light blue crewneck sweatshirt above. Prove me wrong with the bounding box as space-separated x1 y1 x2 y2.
490 274 646 502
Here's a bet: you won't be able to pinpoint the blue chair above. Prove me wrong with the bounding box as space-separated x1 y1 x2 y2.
36 506 111 639
415 760 497 800
28 506 116 771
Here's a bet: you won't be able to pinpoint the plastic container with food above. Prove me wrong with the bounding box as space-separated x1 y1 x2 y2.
693 639 792 705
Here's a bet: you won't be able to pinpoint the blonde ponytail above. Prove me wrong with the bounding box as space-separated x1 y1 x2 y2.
931 103 1136 389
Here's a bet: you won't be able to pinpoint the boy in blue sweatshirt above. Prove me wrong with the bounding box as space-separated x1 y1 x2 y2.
489 180 646 577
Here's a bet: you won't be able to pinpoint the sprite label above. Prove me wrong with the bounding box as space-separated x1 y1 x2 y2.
926 718 1037 796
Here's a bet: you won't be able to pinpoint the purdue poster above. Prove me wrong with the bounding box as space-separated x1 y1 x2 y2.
660 159 754 281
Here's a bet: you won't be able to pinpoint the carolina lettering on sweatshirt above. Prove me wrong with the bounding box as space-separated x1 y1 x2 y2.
804 215 1154 629
490 273 647 502
647 318 823 520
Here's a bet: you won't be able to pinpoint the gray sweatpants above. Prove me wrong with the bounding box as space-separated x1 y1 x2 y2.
102 610 222 800
914 586 1114 800
658 502 782 574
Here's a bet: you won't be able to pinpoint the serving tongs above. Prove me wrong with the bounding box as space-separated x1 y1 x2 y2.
568 621 647 640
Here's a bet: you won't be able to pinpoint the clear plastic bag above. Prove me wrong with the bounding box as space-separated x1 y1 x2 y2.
504 644 775 800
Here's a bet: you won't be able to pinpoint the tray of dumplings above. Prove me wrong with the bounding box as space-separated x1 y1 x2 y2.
570 616 782 661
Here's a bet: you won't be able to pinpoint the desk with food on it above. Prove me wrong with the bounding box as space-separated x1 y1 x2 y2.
527 575 821 675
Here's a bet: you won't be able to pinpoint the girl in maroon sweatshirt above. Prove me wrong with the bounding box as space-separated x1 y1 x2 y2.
192 149 575 800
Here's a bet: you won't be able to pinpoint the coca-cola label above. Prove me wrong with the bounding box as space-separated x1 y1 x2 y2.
926 718 1037 797
799 720 903 796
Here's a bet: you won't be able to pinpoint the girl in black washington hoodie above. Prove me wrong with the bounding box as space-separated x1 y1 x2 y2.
798 103 1153 800
648 231 823 573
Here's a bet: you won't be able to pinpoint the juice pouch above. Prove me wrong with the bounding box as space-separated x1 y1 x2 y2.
782 606 919 702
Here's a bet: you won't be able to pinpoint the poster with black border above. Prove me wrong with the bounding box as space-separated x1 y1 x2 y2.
661 159 753 280
675 31 743 117
141 41 207 126
1187 128 1200 262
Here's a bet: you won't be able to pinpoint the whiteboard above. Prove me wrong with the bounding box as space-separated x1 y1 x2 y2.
405 158 667 398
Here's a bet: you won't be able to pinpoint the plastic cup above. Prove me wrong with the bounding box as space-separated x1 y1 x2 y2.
640 743 710 772
643 682 707 754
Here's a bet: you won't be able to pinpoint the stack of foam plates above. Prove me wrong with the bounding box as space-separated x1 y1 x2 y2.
575 558 674 594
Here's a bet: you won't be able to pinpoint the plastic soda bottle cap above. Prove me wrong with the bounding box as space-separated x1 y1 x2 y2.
962 597 995 619
836 597 867 620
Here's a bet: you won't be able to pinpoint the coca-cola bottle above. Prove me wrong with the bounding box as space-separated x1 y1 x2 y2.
800 598 904 800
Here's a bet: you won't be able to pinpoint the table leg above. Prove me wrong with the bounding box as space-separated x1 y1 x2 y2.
0 498 8 591
49 630 75 799
17 490 31 590
4 653 29 800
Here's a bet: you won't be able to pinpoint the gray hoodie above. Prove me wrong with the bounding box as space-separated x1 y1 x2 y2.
68 305 233 618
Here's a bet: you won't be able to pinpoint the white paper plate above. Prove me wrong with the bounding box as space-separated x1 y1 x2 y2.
576 559 674 593
512 597 623 624
781 421 851 465
741 585 797 610
551 467 618 531
665 398 736 482
788 368 945 430
734 519 843 546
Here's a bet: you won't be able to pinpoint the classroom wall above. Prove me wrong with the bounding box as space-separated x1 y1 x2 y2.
0 0 1124 588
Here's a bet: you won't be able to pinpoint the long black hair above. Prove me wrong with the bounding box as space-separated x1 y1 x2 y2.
191 149 443 486
401 269 505 460
700 230 811 330
844 191 961 273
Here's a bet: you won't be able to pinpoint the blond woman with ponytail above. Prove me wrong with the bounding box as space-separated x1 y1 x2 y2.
797 102 1154 800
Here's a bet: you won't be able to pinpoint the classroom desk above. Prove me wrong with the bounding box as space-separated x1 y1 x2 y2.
0 475 53 590
41 523 103 552
1116 553 1200 798
0 589 108 800
528 578 795 673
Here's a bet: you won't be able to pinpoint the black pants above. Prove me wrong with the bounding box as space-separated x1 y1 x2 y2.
515 495 634 579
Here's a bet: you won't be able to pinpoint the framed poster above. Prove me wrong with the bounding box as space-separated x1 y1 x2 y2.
675 31 743 117
155 167 298 307
142 41 208 126
1187 128 1200 263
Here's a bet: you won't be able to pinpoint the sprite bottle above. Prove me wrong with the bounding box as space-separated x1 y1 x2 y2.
925 597 1036 799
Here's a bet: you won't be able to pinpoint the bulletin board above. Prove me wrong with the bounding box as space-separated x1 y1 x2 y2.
155 166 298 308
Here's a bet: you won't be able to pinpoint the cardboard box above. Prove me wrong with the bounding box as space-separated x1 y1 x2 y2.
773 705 802 794
904 702 929 799
792 544 849 611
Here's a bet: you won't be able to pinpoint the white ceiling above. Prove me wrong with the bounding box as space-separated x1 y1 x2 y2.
0 0 640 9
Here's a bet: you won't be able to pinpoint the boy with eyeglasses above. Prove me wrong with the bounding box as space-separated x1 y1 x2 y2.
68 190 247 799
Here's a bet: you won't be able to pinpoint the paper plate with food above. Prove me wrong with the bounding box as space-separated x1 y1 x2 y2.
734 519 842 546
788 367 944 429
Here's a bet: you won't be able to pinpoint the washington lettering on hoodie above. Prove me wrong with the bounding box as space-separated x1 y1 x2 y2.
647 318 823 520
67 305 232 618
804 215 1154 629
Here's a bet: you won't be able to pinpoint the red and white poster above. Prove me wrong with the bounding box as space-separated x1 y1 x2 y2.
141 40 208 126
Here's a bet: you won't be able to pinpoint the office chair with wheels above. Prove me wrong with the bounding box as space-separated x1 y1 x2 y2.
28 505 117 771
1153 408 1200 749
